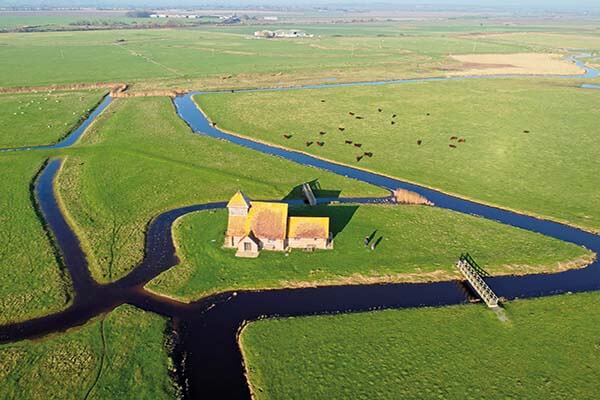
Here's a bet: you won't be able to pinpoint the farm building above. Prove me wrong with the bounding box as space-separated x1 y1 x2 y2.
224 191 333 257
254 30 313 39
254 30 276 38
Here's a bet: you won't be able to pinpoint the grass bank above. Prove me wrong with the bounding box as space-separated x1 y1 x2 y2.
240 292 600 400
0 153 72 325
56 96 386 283
147 204 592 302
196 78 600 232
0 305 176 399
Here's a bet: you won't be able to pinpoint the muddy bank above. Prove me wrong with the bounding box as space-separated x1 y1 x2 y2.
111 89 184 98
0 83 182 98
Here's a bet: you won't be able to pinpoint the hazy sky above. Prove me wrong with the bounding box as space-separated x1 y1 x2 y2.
1 0 599 12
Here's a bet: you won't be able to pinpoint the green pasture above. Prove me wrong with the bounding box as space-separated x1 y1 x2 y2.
196 78 600 231
1 20 599 90
148 204 590 302
0 305 175 400
0 15 93 29
0 90 104 148
2 88 596 321
55 96 386 283
0 27 531 88
0 15 218 31
241 292 600 400
0 16 140 30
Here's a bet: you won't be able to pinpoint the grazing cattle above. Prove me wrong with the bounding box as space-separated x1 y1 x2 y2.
450 136 458 140
417 140 422 145
356 155 363 162
339 127 345 132
458 138 466 143
345 140 353 144
349 112 355 116
449 144 457 148
391 121 396 125
283 134 293 139
392 114 397 118
364 152 373 157
378 108 383 112
317 141 325 146
306 141 313 147
321 99 326 102
319 131 327 135
523 130 530 133
356 116 364 120
211 122 217 127
354 143 362 148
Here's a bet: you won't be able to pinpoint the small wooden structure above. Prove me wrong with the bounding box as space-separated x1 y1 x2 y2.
301 183 317 206
456 255 499 308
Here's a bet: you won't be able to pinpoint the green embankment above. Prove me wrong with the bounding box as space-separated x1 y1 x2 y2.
0 90 104 148
56 96 386 283
147 205 591 302
0 154 72 325
240 292 600 400
0 305 175 400
196 78 600 231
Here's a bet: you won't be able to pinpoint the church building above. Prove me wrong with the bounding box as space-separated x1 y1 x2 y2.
224 191 333 257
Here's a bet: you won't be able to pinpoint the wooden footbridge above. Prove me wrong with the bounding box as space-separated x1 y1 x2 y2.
456 254 500 308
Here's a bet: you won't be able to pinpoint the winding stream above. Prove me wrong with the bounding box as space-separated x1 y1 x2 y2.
1 58 599 399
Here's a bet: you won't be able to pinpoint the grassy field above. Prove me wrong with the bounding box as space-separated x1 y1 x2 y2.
196 78 600 232
476 32 600 50
0 153 72 325
1 22 598 91
55 96 386 283
240 292 600 400
147 204 591 302
0 305 175 400
0 90 105 148
0 15 206 31
0 27 532 89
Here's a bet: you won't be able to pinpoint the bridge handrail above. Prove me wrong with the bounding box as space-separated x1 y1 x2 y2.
456 259 499 307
